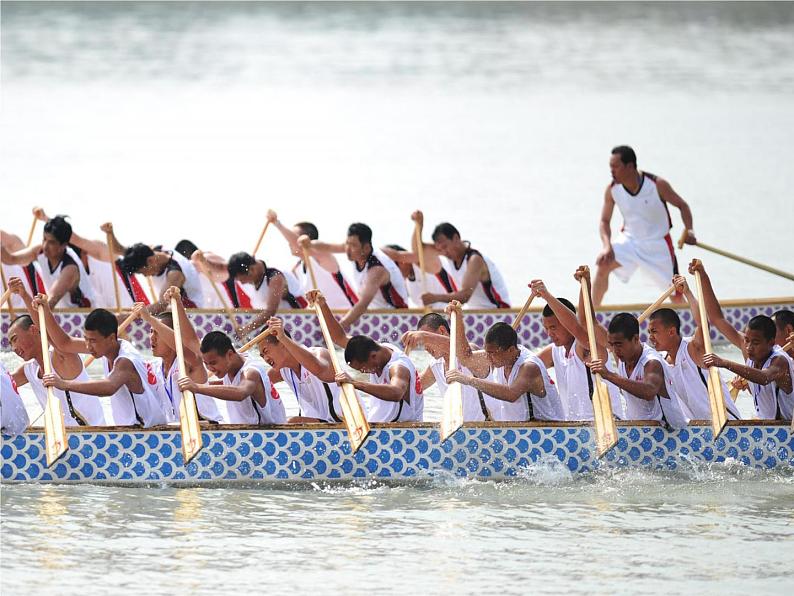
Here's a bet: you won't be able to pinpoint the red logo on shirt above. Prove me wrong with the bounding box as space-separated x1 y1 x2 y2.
7 373 19 394
415 376 423 394
145 363 158 385
270 385 280 400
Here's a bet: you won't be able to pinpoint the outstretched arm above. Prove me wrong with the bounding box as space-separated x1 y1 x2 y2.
688 259 744 353
422 253 485 305
702 353 792 393
447 360 543 402
178 370 260 403
267 317 336 382
308 290 350 349
337 363 410 402
657 178 695 244
338 267 387 328
43 357 137 396
590 358 665 401
30 294 89 354
1 244 40 266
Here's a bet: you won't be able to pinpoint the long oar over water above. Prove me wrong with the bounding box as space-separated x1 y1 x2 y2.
637 285 676 324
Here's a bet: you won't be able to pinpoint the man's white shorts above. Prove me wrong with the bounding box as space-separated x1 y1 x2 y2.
612 233 679 290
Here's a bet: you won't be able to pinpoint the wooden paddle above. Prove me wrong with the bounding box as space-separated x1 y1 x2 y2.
83 311 137 368
0 268 15 316
26 215 38 246
195 260 243 337
678 230 794 281
511 294 535 330
693 270 729 438
302 246 319 290
170 294 203 463
637 285 676 324
313 301 370 453
0 287 12 309
37 304 68 466
414 221 429 311
106 229 123 313
252 221 270 257
146 276 158 304
579 270 618 457
440 307 464 441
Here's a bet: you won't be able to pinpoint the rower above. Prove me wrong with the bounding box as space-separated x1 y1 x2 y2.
381 244 457 310
692 261 793 420
7 279 105 426
401 312 488 421
120 243 207 313
257 317 343 424
132 288 224 424
4 215 97 308
646 274 742 421
529 271 623 421
177 331 286 425
593 145 695 306
38 298 170 427
412 211 510 309
304 223 408 328
310 290 422 422
1 229 44 310
445 302 562 422
266 209 357 309
773 310 794 357
1 362 29 436
587 313 691 427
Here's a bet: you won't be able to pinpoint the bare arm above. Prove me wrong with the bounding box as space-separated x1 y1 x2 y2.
593 359 666 401
2 244 40 266
339 267 389 328
268 317 336 382
657 178 695 242
573 267 609 352
703 354 792 393
423 253 486 305
445 301 489 377
45 263 79 307
147 269 186 316
307 239 346 254
688 260 745 353
45 358 139 396
598 187 615 252
309 291 350 349
447 360 542 402
347 363 410 402
30 294 89 354
180 370 260 403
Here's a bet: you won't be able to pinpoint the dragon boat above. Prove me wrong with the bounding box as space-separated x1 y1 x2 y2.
2 421 792 485
2 296 792 351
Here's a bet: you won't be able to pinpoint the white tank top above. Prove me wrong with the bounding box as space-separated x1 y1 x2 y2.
1 363 30 436
429 357 486 422
617 344 691 427
86 256 150 309
670 337 742 420
551 341 598 421
610 172 672 242
154 357 224 424
405 264 459 309
23 352 105 426
151 250 206 308
222 358 287 425
279 349 343 422
748 346 794 420
350 249 409 310
242 263 308 310
366 344 423 422
102 340 169 427
294 256 358 310
445 247 510 309
35 246 97 308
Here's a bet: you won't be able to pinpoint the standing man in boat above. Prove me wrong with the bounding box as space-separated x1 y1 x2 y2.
177 330 286 425
309 290 422 422
646 274 742 420
7 279 106 426
445 301 562 422
692 261 793 420
409 211 510 309
266 209 358 309
593 145 696 306
401 312 489 421
38 298 170 427
257 316 344 424
303 223 409 329
587 312 691 427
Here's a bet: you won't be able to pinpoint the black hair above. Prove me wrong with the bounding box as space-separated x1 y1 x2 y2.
773 309 794 331
542 298 576 318
611 145 637 167
344 335 380 364
121 243 155 274
174 239 199 260
417 312 450 333
256 325 292 344
747 315 776 342
431 223 460 242
227 252 256 279
386 244 407 252
295 222 319 241
85 309 119 338
200 331 234 355
155 312 174 328
649 308 681 334
608 312 640 339
9 314 34 330
43 215 72 245
347 223 373 247
484 322 518 350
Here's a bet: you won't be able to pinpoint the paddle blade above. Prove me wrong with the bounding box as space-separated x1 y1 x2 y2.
178 390 203 464
339 383 370 454
440 382 464 442
44 392 68 467
707 369 728 439
592 376 618 457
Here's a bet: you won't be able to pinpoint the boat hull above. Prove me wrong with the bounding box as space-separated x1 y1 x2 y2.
2 422 791 485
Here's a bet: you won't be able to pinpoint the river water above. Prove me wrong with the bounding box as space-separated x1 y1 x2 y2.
2 2 793 594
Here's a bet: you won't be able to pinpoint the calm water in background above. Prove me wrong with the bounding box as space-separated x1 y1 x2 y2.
2 3 794 594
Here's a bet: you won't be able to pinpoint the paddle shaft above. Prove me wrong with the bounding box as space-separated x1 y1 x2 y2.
37 304 67 465
512 294 535 330
679 231 794 281
106 231 123 313
171 295 202 462
26 216 38 246
302 246 319 289
637 285 676 324
0 288 11 308
252 221 270 257
693 270 728 436
0 267 14 315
